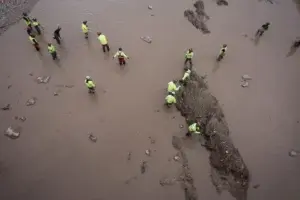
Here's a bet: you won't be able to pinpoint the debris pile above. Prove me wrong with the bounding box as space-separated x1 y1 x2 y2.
184 0 210 34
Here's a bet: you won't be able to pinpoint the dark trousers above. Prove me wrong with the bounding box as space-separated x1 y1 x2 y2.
33 43 40 51
84 32 88 39
102 44 110 52
34 26 41 35
51 52 57 60
118 57 126 66
185 58 192 66
255 29 264 37
54 35 61 45
88 87 95 93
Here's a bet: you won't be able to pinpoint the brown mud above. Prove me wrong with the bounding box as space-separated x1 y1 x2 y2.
175 71 249 200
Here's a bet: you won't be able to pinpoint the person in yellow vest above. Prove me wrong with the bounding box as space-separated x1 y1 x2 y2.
217 44 227 61
167 80 180 94
113 48 129 66
97 32 110 53
47 43 57 60
32 18 41 35
185 48 194 67
85 76 96 93
186 122 201 137
165 93 177 107
81 21 89 39
22 12 32 27
29 34 40 51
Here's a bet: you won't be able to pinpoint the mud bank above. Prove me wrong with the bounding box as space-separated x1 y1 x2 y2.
0 0 39 35
175 71 249 200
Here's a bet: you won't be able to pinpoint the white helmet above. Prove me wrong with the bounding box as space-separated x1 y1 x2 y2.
86 76 91 79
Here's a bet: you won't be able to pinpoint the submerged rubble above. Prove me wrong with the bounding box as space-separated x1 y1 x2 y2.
184 0 210 34
36 76 50 84
174 71 249 199
26 97 37 106
1 104 11 110
4 126 21 139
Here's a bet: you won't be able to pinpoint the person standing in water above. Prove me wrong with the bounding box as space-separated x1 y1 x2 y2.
53 25 62 45
81 21 89 39
97 32 110 53
47 43 57 60
113 48 129 66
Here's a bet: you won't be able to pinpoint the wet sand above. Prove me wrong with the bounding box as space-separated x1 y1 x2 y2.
0 0 300 200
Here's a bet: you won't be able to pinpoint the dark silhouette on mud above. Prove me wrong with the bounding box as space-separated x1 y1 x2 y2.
184 0 210 34
175 71 249 200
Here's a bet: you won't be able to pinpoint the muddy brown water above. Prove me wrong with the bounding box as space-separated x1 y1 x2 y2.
0 0 300 200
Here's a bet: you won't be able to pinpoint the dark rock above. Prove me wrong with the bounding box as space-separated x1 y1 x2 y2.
29 73 34 76
253 184 260 189
140 161 147 174
88 133 97 142
149 136 156 144
7 85 12 89
1 104 11 110
54 92 59 96
148 5 153 10
14 116 26 122
127 151 132 160
26 97 37 106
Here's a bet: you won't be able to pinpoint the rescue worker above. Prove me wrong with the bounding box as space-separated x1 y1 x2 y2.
32 18 41 35
26 25 33 36
81 21 89 39
85 76 96 93
29 34 40 51
113 48 129 66
181 68 191 84
22 12 32 27
97 32 110 52
186 122 201 137
217 44 227 61
47 43 57 60
165 93 176 107
255 22 270 38
167 80 180 94
184 48 194 67
53 25 62 45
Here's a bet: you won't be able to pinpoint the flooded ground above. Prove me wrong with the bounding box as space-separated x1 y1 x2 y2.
0 0 300 200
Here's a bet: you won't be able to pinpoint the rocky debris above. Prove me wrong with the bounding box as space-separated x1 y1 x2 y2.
14 116 26 122
216 0 229 6
36 76 50 84
1 104 11 110
127 151 132 160
149 136 156 144
140 36 152 43
253 184 260 189
155 109 160 112
4 126 20 139
180 124 184 128
184 0 210 34
29 73 34 76
159 177 178 186
140 161 147 174
7 84 12 89
242 74 252 81
88 133 97 142
175 70 249 199
53 92 59 96
241 81 249 88
289 150 299 157
173 155 180 162
148 5 153 10
145 149 151 156
26 97 37 106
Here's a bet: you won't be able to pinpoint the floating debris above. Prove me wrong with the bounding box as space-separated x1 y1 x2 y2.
88 133 97 142
289 150 299 157
242 74 252 81
241 81 249 88
14 116 26 122
145 149 151 156
179 124 184 128
149 136 156 144
140 36 152 43
148 5 153 10
159 177 178 186
140 161 147 174
29 72 34 76
7 84 12 89
26 97 37 106
53 92 59 96
253 184 260 189
36 76 50 84
127 151 132 160
1 104 11 110
216 0 228 6
173 155 180 162
4 126 20 139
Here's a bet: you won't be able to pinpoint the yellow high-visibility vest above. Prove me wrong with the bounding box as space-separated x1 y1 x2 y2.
98 34 108 45
81 24 88 33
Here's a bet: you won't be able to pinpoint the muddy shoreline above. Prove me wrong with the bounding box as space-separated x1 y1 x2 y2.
0 0 39 35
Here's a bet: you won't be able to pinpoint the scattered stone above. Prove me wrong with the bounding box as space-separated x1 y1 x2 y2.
88 133 97 142
159 177 178 186
4 126 20 139
253 184 260 189
149 136 156 144
148 5 153 10
29 73 34 76
127 151 132 160
242 75 252 81
145 149 151 156
216 0 228 6
173 155 180 162
53 92 59 96
26 97 37 106
140 161 147 174
289 150 299 157
14 116 26 122
241 81 249 88
179 124 184 128
7 84 12 89
1 104 11 110
36 76 50 84
140 36 152 43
